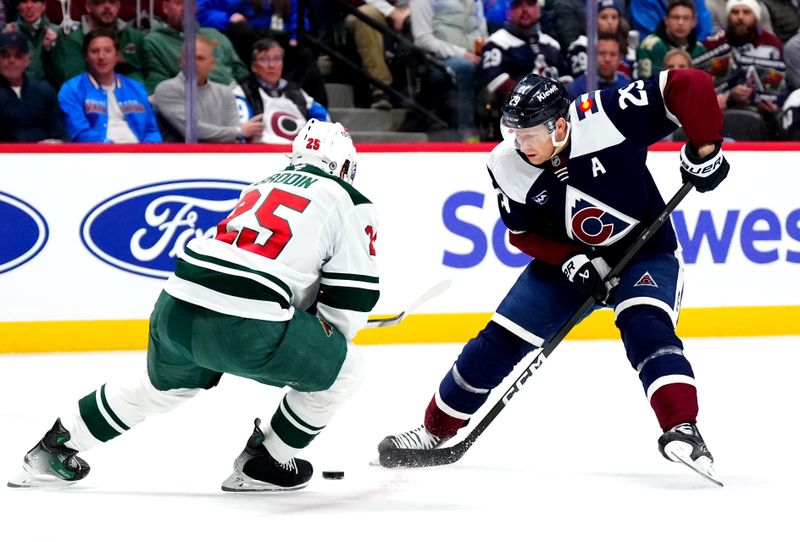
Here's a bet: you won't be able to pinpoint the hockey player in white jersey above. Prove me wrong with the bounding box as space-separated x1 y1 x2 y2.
8 119 380 492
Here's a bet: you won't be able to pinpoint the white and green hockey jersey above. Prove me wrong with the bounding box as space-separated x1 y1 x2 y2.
164 164 380 339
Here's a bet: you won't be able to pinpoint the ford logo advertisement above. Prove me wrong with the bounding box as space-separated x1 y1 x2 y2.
80 180 248 279
0 192 49 274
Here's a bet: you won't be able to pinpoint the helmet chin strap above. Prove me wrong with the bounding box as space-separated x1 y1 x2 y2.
548 120 570 160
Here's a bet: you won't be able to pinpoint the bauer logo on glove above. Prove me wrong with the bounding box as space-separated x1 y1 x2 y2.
679 142 730 193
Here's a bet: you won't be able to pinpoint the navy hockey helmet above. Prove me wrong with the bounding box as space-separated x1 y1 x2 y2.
501 74 570 132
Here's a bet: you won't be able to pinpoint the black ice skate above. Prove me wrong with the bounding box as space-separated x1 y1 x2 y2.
378 425 450 468
221 418 313 492
658 422 722 487
7 418 90 488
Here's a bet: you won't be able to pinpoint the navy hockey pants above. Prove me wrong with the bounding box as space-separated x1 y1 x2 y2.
433 251 696 430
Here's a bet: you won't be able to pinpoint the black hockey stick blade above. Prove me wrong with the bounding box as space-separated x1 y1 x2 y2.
378 182 695 468
379 428 485 468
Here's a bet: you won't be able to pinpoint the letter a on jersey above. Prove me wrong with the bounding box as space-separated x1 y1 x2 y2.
564 186 639 246
591 157 606 177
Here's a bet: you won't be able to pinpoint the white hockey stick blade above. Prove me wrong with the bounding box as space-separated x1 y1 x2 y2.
667 446 724 487
365 279 452 328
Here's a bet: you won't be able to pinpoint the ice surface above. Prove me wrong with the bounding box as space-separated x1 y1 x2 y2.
1 337 797 541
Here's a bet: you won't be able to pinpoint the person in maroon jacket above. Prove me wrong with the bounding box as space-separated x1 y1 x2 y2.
694 0 786 136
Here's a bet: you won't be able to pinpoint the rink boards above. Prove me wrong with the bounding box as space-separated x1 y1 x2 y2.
1 142 798 353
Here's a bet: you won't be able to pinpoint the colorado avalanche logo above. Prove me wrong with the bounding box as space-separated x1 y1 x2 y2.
565 186 638 246
0 192 48 274
270 112 303 141
81 180 248 279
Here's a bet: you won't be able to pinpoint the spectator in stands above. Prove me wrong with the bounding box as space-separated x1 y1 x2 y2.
478 0 565 102
662 47 693 69
345 0 411 110
410 0 488 141
637 0 706 78
565 0 635 78
566 33 631 99
143 0 249 94
233 38 328 143
628 0 714 41
154 36 263 142
707 0 773 36
58 27 160 142
0 30 64 141
476 0 565 140
46 0 145 88
696 0 786 132
196 0 328 107
45 0 165 30
3 0 58 80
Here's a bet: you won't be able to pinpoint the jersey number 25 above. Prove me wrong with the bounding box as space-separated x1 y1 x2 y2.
215 188 310 259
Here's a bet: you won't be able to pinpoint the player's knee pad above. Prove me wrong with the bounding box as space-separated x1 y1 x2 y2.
269 346 366 461
312 343 365 408
616 304 684 371
437 321 533 416
290 342 365 417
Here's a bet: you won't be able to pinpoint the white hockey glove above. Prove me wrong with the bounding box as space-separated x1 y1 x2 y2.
680 141 730 193
561 252 615 303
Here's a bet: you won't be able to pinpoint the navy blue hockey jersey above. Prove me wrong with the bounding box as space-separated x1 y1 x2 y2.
478 25 567 99
487 70 722 267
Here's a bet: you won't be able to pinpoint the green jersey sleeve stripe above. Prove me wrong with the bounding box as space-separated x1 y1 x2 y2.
319 285 380 312
175 259 290 309
321 271 380 284
184 247 292 299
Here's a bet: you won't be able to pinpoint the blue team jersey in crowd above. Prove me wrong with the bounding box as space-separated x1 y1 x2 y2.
488 73 682 266
478 24 567 94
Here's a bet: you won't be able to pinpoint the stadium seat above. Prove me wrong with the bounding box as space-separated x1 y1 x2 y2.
721 108 769 141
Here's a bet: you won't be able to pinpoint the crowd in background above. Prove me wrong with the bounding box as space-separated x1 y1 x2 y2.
1 0 799 143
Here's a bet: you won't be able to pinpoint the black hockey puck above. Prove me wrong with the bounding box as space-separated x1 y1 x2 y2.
322 471 344 480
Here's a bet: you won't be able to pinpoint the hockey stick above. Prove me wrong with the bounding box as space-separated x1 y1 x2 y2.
384 182 694 468
365 279 452 328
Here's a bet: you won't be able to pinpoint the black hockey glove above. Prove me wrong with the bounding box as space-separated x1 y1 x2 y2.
561 252 615 303
680 142 730 193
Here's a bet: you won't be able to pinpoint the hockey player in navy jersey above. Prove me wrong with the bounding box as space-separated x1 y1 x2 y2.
379 70 730 484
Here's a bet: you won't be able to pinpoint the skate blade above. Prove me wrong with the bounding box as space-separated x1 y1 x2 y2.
7 469 78 488
220 472 308 493
667 449 724 487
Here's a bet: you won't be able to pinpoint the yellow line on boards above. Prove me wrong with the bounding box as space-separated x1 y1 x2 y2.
0 320 149 354
1 306 798 354
354 306 800 343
